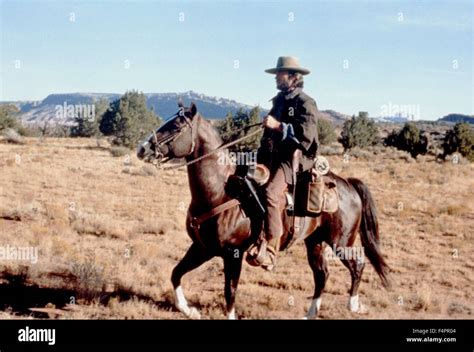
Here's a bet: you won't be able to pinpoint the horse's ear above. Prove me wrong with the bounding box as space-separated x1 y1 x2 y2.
190 102 197 118
177 98 184 108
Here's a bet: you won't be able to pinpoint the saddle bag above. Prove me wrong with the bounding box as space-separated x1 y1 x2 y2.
307 177 339 215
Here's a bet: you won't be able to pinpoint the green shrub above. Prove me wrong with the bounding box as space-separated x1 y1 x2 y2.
99 91 160 148
0 105 20 131
442 122 474 162
339 112 379 150
317 118 337 145
384 122 428 158
217 106 262 152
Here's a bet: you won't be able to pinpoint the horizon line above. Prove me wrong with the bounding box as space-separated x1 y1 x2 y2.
1 91 472 121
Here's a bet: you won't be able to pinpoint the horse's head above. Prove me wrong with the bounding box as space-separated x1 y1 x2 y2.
137 102 198 165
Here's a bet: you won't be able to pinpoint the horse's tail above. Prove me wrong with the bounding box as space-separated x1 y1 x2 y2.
348 178 391 288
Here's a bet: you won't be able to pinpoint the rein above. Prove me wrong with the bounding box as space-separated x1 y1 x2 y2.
149 118 263 248
183 121 262 248
156 122 263 171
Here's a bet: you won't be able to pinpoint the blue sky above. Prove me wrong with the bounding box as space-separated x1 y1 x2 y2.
0 0 472 120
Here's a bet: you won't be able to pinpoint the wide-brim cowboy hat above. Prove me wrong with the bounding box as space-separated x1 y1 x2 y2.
265 56 310 75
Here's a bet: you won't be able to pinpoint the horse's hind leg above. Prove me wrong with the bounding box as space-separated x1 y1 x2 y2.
223 248 243 320
304 236 329 319
171 242 213 319
339 252 366 313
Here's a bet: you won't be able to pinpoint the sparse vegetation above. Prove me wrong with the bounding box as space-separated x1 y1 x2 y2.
110 146 131 157
70 255 105 301
2 128 25 144
217 106 262 152
0 136 472 319
0 104 21 131
70 99 108 138
99 91 161 148
384 122 429 158
319 144 343 156
339 112 379 150
317 117 337 145
442 122 474 162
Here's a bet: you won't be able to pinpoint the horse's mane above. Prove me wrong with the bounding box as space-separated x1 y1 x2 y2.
195 114 235 176
197 114 224 146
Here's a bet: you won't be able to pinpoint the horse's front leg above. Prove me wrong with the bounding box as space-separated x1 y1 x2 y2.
223 247 244 320
171 242 213 319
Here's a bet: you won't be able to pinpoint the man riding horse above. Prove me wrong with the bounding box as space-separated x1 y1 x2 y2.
136 57 389 317
253 56 319 269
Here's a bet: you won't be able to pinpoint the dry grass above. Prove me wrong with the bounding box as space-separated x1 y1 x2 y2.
0 137 472 319
109 146 131 158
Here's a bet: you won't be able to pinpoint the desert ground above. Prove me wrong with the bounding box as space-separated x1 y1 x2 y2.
0 136 472 319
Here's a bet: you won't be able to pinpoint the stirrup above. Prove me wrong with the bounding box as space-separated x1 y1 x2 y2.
246 240 277 271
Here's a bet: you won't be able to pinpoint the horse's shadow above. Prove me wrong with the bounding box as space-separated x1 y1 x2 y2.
0 272 174 318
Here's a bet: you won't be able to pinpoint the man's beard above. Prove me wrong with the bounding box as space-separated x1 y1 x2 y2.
277 80 291 91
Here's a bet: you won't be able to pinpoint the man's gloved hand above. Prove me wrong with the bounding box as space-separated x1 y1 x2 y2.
263 114 282 131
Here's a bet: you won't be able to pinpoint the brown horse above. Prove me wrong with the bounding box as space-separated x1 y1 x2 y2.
136 103 390 319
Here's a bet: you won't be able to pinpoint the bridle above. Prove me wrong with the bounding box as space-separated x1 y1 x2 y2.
148 109 196 165
142 108 263 170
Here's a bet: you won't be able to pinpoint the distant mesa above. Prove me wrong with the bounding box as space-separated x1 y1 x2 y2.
1 91 259 125
437 113 474 124
1 92 471 126
1 91 349 126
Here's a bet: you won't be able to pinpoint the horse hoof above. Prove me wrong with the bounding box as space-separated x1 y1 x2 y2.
188 307 201 320
227 308 237 320
348 300 368 314
302 314 318 320
355 304 368 314
350 306 368 314
348 295 368 314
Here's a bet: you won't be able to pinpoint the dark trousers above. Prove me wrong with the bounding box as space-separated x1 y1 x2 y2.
264 167 287 242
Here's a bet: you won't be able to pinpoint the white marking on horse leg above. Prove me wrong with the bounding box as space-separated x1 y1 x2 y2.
174 286 201 319
348 295 359 312
174 286 191 316
227 307 236 320
348 294 367 313
304 297 322 319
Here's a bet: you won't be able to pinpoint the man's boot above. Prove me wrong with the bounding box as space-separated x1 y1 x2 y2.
246 235 279 271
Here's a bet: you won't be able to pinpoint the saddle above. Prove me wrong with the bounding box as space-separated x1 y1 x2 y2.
225 157 339 219
190 157 338 253
224 165 266 219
